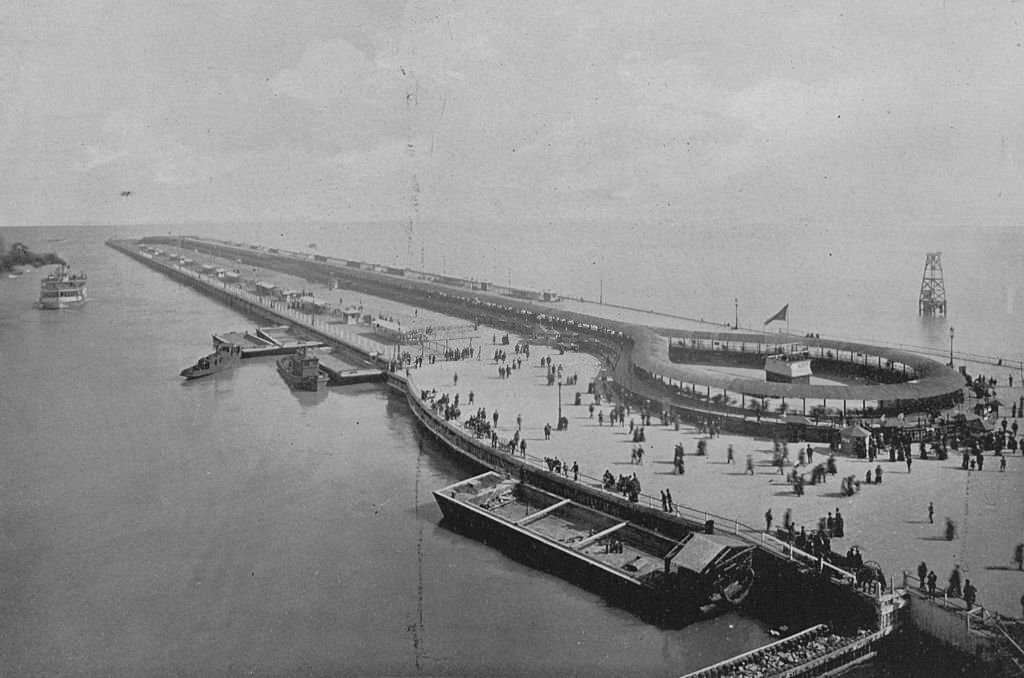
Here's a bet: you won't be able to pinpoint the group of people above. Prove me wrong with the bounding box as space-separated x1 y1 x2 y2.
659 488 675 513
602 470 641 502
917 562 979 608
696 416 723 437
544 457 578 480
422 333 1016 618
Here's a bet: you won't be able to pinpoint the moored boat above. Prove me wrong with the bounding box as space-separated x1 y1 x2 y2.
38 264 87 309
434 471 756 619
276 347 328 391
180 343 242 379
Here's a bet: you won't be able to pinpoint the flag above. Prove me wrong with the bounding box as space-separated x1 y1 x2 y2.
764 304 788 325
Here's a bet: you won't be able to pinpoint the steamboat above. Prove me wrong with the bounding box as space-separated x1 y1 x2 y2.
180 343 242 379
38 264 87 309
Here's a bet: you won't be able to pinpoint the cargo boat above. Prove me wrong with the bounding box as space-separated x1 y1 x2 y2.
276 347 328 391
180 343 242 379
38 264 87 309
434 471 756 619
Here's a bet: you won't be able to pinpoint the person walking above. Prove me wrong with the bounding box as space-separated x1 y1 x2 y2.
963 580 977 609
746 454 755 476
764 508 773 532
928 501 934 524
948 565 962 598
917 562 928 590
1014 543 1024 571
905 453 912 473
927 570 937 596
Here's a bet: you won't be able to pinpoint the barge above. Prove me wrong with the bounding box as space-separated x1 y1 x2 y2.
212 326 324 358
679 624 884 678
434 471 755 619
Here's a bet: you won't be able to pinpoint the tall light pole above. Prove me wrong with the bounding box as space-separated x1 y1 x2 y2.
734 298 739 329
949 326 955 367
557 365 564 426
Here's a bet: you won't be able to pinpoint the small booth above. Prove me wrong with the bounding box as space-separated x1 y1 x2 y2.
340 306 362 324
840 424 871 458
783 414 814 442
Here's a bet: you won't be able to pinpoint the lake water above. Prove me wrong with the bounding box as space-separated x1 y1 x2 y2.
1 223 1013 676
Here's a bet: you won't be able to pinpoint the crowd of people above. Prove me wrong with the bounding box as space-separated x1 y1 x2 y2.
408 329 1023 620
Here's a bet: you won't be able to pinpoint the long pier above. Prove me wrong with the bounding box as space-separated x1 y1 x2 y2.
109 239 864 580
108 238 1019 676
130 236 969 442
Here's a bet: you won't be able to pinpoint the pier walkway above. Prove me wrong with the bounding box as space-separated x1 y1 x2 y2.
111 239 1024 673
111 238 1023 622
111 240 860 584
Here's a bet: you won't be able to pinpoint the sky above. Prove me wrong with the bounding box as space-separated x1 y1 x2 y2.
3 1 1024 231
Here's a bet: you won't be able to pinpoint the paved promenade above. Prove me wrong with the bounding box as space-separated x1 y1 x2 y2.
408 330 1024 620
153 242 1024 619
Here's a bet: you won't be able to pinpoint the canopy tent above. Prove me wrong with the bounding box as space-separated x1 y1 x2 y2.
839 424 871 458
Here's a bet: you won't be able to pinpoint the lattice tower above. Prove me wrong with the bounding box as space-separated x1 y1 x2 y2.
918 252 947 316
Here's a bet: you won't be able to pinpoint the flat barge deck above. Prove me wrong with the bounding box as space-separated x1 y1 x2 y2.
212 326 324 358
435 471 755 619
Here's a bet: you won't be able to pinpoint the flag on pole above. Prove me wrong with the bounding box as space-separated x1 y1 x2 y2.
764 304 789 325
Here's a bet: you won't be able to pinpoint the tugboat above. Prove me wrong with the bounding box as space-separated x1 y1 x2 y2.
435 472 756 620
180 343 242 379
38 264 87 309
276 347 328 391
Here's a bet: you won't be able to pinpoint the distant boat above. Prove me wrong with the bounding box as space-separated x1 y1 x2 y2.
38 264 87 309
276 347 328 391
7 269 25 278
180 343 242 379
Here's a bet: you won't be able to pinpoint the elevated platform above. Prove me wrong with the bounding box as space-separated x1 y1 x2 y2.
316 351 385 385
212 326 324 358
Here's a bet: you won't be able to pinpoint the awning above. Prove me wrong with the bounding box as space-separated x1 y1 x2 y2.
839 425 871 438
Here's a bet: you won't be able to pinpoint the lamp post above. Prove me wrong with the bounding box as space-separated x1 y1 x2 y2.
949 326 955 367
557 365 564 426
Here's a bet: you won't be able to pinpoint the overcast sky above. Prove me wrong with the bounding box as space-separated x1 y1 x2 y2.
3 2 1023 229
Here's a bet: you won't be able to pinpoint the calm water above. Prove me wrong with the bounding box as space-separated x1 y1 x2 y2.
0 227 772 677
1 224 1011 676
